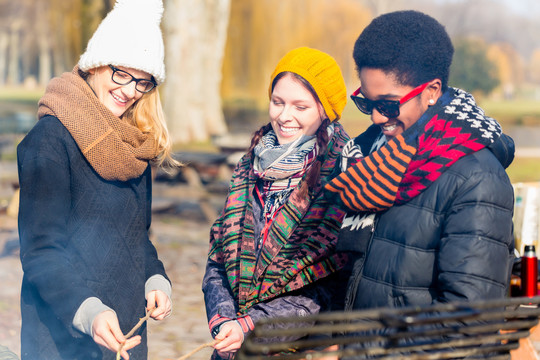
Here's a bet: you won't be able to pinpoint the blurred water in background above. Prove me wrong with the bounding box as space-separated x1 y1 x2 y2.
0 101 35 135
506 126 540 148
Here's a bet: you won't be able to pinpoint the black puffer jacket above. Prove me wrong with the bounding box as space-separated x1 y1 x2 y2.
338 133 515 311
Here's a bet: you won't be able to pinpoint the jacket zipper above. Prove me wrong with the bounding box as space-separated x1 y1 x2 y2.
344 214 379 311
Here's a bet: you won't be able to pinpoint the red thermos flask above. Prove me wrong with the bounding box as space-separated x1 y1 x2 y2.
521 245 538 297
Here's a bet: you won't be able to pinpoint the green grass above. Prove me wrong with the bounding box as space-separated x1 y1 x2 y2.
506 157 540 184
0 87 43 104
172 140 219 153
479 98 540 126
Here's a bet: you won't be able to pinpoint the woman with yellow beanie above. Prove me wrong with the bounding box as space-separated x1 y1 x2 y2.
202 47 350 359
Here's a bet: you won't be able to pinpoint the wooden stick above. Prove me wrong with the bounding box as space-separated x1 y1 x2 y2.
116 307 156 360
174 340 218 360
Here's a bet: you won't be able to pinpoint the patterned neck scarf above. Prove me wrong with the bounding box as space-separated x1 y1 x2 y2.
326 88 502 212
252 129 320 252
38 67 159 181
253 129 319 193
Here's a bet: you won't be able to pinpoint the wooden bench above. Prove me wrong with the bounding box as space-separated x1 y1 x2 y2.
153 151 236 222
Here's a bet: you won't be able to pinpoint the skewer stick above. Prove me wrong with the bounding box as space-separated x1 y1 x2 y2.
116 307 156 360
175 340 218 360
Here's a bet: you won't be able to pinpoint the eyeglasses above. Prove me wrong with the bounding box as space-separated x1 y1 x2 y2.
350 81 430 118
108 65 157 93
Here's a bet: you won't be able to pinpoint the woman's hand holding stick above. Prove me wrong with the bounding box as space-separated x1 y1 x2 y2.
116 307 156 360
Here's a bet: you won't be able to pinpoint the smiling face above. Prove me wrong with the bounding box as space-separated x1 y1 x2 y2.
269 73 325 145
87 65 151 117
359 68 430 140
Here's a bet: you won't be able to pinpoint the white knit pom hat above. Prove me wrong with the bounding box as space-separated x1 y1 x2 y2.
78 0 165 84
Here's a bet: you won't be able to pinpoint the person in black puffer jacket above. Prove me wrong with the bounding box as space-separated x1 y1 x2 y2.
325 10 515 359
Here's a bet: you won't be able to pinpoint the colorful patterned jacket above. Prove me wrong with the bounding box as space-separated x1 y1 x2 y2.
202 122 349 337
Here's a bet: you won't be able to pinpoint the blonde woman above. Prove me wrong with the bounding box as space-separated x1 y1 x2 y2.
17 0 177 359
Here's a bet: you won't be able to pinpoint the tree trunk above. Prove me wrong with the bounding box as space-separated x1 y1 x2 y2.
7 23 21 85
0 31 8 86
38 36 52 87
363 0 400 16
162 0 230 144
36 1 52 86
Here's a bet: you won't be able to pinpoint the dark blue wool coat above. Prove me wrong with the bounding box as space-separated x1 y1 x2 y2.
17 115 169 360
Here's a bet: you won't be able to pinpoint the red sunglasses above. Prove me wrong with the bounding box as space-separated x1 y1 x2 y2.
350 81 431 118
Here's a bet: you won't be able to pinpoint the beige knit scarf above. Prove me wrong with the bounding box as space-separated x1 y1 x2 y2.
38 67 159 181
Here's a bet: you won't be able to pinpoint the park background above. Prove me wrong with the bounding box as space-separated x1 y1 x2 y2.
1 0 540 164
1 0 540 359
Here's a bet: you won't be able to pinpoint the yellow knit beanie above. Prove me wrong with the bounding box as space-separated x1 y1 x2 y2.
269 47 347 122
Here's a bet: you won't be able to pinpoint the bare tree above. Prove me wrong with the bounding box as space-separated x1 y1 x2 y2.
0 31 8 86
7 21 21 85
359 0 402 16
35 1 52 86
162 0 230 144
